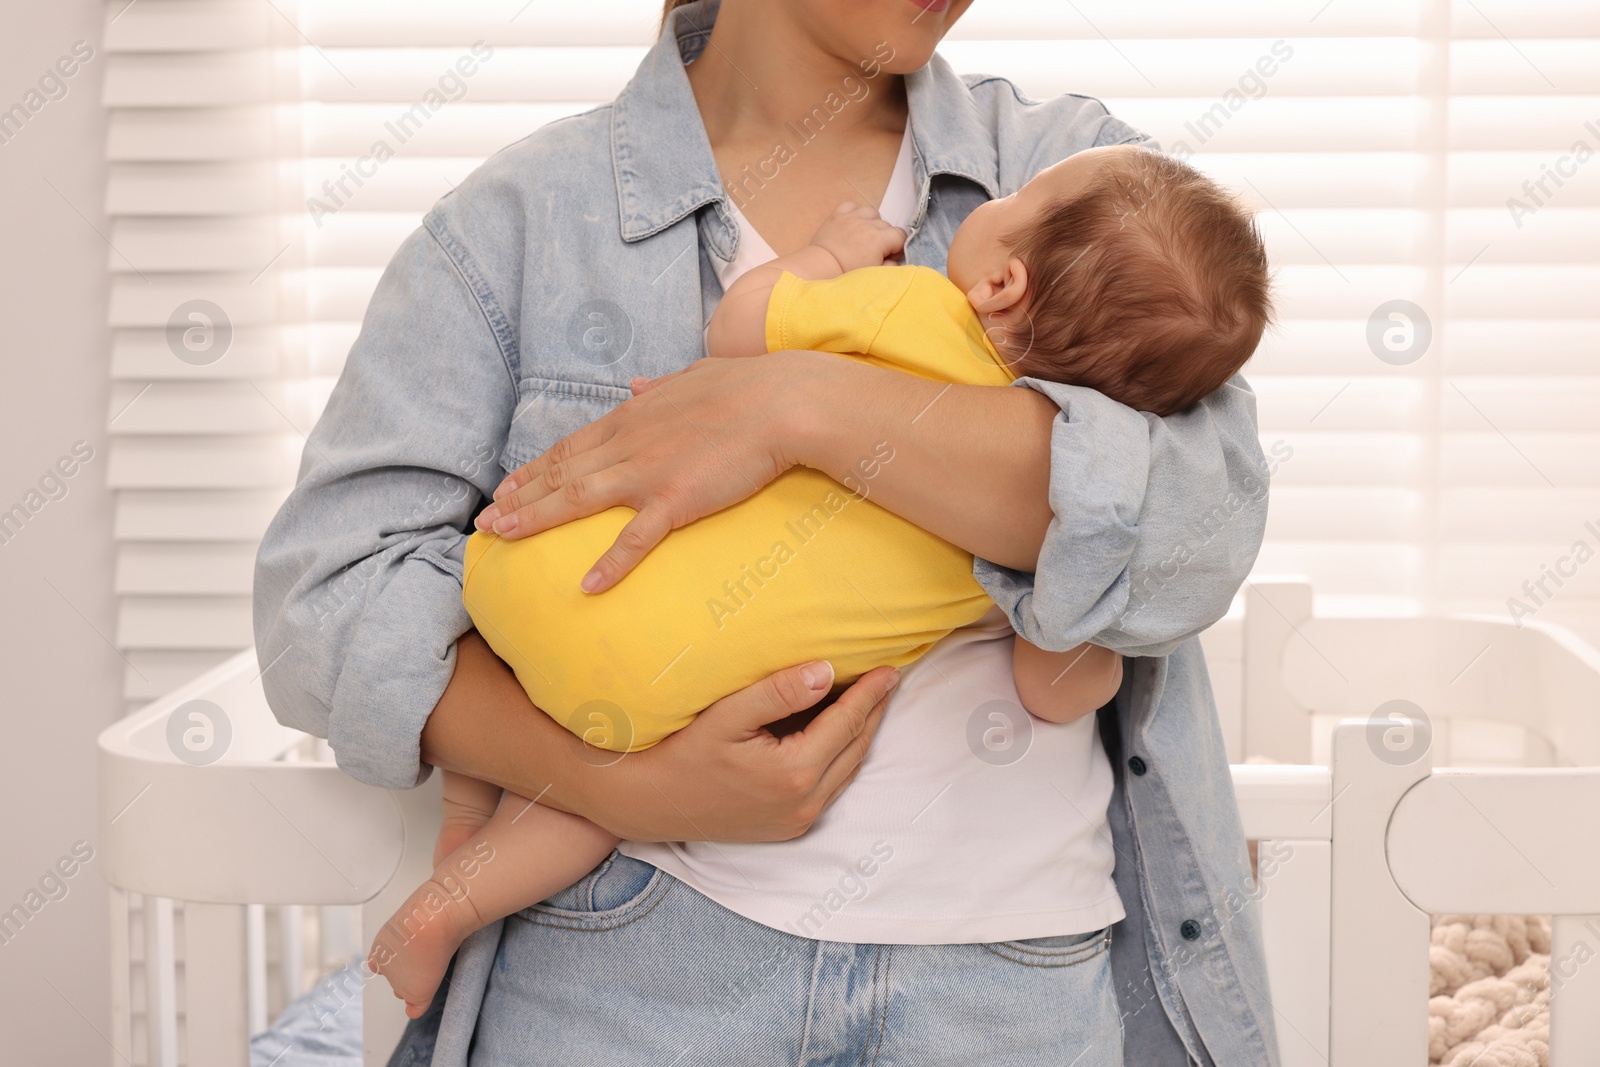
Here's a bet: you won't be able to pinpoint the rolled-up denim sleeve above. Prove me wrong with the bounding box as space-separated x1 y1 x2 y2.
974 374 1268 658
252 217 518 788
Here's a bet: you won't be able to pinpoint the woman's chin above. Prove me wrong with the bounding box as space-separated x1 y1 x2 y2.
877 46 940 76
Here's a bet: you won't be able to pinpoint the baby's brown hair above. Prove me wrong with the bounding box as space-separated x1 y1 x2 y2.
1004 148 1271 416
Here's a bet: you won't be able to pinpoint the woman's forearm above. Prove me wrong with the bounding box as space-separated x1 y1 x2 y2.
783 351 1057 571
420 631 599 817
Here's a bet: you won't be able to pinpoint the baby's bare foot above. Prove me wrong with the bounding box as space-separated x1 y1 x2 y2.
368 876 481 1018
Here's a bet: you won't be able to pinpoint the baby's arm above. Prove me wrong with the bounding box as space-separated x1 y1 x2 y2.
370 787 618 1017
706 201 906 359
1012 638 1124 724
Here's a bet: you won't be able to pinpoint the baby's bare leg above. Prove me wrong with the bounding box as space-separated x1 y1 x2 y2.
369 792 619 1017
435 769 504 865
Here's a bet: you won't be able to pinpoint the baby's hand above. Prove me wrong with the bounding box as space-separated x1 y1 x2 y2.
810 202 906 273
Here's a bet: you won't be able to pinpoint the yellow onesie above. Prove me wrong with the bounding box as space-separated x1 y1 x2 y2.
463 265 1016 751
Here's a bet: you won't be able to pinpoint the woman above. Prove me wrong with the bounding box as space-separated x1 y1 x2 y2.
254 1 1280 1063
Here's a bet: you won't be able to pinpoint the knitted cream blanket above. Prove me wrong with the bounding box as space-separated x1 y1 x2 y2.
1429 915 1550 1066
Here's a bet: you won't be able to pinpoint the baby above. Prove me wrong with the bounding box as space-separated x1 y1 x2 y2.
369 143 1272 1014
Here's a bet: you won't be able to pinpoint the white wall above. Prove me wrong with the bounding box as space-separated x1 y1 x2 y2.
0 0 121 1061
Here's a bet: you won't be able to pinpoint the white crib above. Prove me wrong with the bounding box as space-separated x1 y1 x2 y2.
97 579 1600 1067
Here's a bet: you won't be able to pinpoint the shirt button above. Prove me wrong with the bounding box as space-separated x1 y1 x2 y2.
1128 756 1147 776
1180 919 1202 941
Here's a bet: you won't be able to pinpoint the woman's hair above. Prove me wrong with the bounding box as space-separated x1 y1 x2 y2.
661 0 696 29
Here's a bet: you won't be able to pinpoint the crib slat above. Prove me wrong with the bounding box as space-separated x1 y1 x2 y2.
281 903 305 1007
1258 839 1330 1067
184 903 250 1067
108 887 134 1067
246 904 268 1035
1550 915 1600 1065
143 894 178 1067
320 904 363 969
1328 724 1432 1066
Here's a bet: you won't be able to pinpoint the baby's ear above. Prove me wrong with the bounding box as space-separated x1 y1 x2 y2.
963 276 1002 311
997 256 1030 309
967 257 1030 315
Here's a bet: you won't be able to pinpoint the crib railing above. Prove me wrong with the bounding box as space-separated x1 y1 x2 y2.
98 660 439 1067
99 579 1600 1067
1238 581 1600 1066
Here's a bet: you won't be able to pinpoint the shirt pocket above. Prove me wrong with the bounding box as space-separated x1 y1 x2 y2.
501 376 632 474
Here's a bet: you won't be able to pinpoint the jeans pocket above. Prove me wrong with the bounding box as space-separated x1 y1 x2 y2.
981 925 1113 968
523 850 671 930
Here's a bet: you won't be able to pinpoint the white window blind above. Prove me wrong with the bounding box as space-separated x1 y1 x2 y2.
103 0 1600 707
105 1 301 707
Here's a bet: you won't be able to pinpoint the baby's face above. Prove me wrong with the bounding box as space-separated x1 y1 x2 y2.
946 144 1138 302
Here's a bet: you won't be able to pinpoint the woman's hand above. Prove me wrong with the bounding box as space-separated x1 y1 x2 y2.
476 354 807 593
423 633 899 843
575 660 902 842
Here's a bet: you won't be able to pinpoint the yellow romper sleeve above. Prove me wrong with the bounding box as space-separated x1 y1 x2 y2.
766 265 1016 387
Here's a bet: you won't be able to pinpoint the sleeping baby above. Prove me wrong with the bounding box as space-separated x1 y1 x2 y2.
368 143 1273 1015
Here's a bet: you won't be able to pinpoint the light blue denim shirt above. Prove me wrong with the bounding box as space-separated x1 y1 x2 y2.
254 4 1279 1063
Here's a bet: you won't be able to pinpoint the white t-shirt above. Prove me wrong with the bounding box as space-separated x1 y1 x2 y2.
620 123 1123 944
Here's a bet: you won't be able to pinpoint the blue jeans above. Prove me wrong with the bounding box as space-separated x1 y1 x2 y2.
389 852 1122 1066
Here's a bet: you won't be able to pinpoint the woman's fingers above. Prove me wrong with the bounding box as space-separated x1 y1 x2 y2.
624 663 892 842
797 665 898 781
580 505 676 592
699 659 837 739
491 415 615 503
477 462 632 540
630 369 689 395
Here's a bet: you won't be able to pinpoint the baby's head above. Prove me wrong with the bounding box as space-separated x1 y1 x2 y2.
947 144 1271 415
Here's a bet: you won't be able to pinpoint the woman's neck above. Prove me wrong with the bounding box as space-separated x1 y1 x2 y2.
681 2 910 254
684 5 908 150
